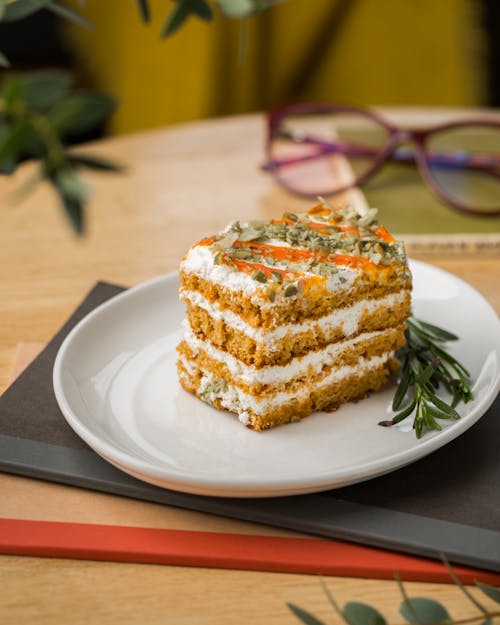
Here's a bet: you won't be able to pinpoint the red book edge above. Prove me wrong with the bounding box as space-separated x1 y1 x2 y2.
1 517 499 585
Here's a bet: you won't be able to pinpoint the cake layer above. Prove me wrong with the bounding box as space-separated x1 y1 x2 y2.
177 202 412 430
177 351 400 431
180 204 411 330
180 264 410 330
183 289 411 367
178 324 406 395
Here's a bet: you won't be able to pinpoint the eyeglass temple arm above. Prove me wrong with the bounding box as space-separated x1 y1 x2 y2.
264 133 500 177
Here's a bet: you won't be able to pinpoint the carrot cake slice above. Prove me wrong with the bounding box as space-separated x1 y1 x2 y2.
177 202 412 430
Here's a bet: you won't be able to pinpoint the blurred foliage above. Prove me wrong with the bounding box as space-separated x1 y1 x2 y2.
0 0 282 234
288 571 500 625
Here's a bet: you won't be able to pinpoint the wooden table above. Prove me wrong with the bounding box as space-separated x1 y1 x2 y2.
1 113 498 624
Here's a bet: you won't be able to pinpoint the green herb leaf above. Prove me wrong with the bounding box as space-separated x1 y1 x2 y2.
216 0 281 18
9 70 73 112
383 315 472 438
343 601 387 625
57 187 85 235
427 393 461 420
160 0 213 38
48 92 116 137
135 0 151 22
399 597 450 624
0 119 30 164
68 153 124 172
476 582 500 605
287 603 328 625
0 50 10 67
2 0 50 21
45 1 92 29
391 399 417 425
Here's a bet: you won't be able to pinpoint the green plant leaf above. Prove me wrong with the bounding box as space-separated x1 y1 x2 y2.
427 393 461 420
0 50 10 67
48 92 116 137
160 0 213 38
56 168 89 203
12 70 73 112
2 0 50 21
68 153 124 172
45 0 92 29
343 601 387 625
59 191 84 234
135 0 150 22
476 582 500 605
400 597 451 624
391 399 417 425
0 119 29 165
216 0 281 17
286 603 327 625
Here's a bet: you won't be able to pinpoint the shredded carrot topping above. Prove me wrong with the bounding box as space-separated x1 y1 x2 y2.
196 235 218 247
373 225 395 243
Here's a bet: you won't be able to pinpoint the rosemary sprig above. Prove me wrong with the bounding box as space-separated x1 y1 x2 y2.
379 315 473 438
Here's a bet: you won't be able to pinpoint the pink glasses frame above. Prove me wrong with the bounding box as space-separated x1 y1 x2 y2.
263 102 500 217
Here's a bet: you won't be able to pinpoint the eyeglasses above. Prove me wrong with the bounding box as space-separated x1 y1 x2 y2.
262 102 500 217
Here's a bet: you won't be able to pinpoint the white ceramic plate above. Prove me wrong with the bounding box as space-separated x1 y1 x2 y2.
53 260 500 498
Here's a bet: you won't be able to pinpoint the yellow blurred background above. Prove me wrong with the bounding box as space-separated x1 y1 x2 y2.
67 0 485 135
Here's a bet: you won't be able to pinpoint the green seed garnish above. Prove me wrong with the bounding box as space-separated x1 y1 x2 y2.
251 269 268 283
284 284 298 297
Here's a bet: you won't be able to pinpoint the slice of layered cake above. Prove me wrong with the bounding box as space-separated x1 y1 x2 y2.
177 202 412 430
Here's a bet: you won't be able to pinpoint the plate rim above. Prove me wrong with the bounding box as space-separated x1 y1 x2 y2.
53 260 500 497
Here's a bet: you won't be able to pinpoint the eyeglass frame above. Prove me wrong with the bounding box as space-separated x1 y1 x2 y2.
262 102 500 217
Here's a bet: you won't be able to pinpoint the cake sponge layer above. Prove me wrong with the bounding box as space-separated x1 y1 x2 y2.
183 290 410 367
177 353 400 431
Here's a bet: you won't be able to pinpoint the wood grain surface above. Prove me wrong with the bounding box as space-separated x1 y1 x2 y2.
0 112 499 624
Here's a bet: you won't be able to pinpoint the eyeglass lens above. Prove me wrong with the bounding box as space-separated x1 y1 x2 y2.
424 125 500 214
271 110 500 214
271 110 389 196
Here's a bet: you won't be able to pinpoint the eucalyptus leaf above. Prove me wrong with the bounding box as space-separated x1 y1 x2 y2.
400 597 450 625
45 0 93 29
48 92 116 137
343 601 387 625
59 191 84 235
0 119 29 164
68 153 124 172
2 0 50 21
56 168 89 204
287 603 327 625
476 582 500 605
135 0 151 22
216 0 257 17
160 0 213 38
2 75 25 109
187 0 213 19
13 71 73 112
217 0 282 17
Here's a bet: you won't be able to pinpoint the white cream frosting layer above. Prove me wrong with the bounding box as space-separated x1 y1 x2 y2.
182 323 395 386
180 241 358 302
181 288 407 347
178 351 392 417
